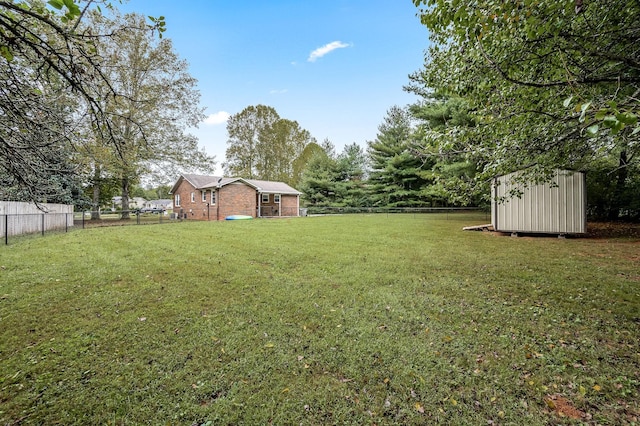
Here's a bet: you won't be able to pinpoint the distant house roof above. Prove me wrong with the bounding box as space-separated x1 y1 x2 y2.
149 199 173 207
170 174 301 195
111 196 147 204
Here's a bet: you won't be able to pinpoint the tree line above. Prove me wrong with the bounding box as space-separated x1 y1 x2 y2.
231 93 639 221
1 1 638 220
226 103 482 209
225 1 639 221
1 1 214 219
408 0 639 220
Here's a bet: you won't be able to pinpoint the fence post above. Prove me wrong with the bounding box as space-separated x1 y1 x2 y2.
4 215 7 245
82 211 85 229
42 214 45 236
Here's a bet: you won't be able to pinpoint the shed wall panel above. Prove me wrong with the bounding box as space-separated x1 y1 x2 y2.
492 170 586 234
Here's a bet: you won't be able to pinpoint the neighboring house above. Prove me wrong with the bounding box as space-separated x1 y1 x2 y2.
111 196 147 211
169 174 302 220
143 199 173 212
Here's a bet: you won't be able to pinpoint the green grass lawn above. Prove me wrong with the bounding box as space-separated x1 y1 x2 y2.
1 213 638 425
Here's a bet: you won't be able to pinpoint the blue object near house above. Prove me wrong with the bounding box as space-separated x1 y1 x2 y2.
225 215 253 220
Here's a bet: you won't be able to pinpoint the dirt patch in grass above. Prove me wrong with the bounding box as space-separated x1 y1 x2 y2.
544 394 589 420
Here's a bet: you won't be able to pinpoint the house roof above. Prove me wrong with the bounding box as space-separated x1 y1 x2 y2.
170 174 301 195
245 179 301 194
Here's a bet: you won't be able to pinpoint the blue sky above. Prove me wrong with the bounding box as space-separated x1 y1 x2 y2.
119 1 429 173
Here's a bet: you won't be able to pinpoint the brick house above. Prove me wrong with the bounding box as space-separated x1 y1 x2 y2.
169 174 302 220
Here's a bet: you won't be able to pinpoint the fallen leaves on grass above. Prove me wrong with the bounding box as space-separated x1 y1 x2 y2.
586 222 640 239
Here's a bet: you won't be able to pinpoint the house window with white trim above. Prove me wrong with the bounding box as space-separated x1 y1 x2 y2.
202 190 207 202
191 192 195 203
262 193 269 203
274 194 281 203
211 190 216 205
175 194 181 206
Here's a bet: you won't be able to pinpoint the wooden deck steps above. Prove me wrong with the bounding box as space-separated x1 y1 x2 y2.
462 224 494 232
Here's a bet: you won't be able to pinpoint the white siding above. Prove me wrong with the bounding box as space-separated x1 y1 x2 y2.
491 170 586 234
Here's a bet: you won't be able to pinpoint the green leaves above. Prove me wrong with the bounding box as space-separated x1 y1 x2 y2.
410 0 640 190
587 103 638 136
47 0 64 10
578 102 591 123
616 112 638 126
0 44 14 61
583 111 637 137
585 125 599 138
603 116 625 134
47 0 81 23
147 15 167 38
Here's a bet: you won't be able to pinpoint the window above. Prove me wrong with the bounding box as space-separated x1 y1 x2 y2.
211 190 216 205
262 193 269 203
202 190 207 202
175 194 181 206
274 194 281 203
191 192 195 203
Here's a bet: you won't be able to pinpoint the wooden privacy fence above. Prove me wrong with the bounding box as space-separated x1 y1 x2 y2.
0 202 74 244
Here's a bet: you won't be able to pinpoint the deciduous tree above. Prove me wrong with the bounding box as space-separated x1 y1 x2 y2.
409 0 639 217
224 105 313 184
0 0 166 203
87 12 213 218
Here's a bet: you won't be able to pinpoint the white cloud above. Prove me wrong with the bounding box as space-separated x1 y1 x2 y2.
269 89 288 95
308 41 351 62
203 111 230 125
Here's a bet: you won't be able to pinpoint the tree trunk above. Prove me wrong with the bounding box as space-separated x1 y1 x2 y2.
91 165 101 220
607 150 628 221
121 176 131 220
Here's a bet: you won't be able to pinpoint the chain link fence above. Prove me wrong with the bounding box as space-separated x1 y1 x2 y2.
2 205 487 245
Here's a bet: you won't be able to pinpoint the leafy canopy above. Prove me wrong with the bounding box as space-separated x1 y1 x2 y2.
0 0 167 202
409 0 639 180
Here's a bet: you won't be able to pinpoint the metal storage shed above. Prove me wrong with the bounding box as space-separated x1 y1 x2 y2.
491 169 586 235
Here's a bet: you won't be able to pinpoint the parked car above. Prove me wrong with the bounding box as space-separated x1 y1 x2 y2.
140 207 164 214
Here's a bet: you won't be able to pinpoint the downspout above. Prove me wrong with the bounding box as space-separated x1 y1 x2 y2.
216 178 222 220
257 191 261 218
